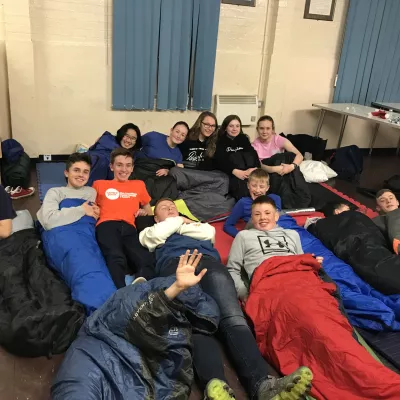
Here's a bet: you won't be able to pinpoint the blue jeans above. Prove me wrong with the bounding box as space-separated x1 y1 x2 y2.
161 256 276 398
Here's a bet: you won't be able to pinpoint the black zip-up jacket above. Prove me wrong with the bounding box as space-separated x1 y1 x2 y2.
214 134 260 175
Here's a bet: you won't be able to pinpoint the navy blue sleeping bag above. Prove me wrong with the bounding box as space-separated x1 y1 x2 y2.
52 276 220 400
87 132 119 185
41 198 116 314
278 215 400 331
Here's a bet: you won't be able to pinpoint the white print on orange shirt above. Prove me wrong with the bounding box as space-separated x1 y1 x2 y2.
105 188 138 200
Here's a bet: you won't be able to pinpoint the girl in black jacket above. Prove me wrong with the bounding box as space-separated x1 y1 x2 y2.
214 115 260 200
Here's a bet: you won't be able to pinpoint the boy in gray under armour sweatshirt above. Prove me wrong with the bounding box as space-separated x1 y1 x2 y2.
227 195 303 300
37 153 99 230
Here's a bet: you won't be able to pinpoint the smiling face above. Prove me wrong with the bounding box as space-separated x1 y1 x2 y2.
377 191 399 214
65 161 91 189
154 200 179 222
226 119 241 138
248 178 269 200
252 202 279 231
110 155 134 182
200 116 217 140
121 128 138 149
257 119 274 143
170 124 188 145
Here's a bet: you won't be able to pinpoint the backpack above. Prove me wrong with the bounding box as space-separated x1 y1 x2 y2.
280 133 327 161
384 175 400 194
1 139 31 188
329 145 363 182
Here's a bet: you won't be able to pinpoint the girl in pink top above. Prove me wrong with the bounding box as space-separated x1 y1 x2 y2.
252 115 303 176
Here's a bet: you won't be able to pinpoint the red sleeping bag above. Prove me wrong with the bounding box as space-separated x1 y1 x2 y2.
245 254 400 400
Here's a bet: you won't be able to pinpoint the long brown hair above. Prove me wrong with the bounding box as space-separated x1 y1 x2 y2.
218 115 244 138
188 111 218 158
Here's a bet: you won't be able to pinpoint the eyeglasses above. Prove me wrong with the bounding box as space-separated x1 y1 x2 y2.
124 134 137 142
202 122 216 130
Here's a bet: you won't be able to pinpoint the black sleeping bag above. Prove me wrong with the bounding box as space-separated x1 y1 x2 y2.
308 211 400 295
262 152 311 209
130 157 178 205
0 229 85 357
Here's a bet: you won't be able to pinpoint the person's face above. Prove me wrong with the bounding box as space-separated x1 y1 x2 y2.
110 155 134 182
65 161 90 189
200 116 217 139
247 178 269 200
257 120 274 142
226 119 241 137
121 128 138 149
251 203 279 231
333 204 350 215
170 125 188 145
155 200 179 222
377 192 400 214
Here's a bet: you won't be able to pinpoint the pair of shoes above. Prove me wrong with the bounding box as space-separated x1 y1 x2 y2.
204 379 235 399
131 277 147 285
6 186 35 200
258 367 313 400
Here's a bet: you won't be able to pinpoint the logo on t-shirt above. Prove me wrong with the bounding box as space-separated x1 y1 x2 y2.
226 147 243 153
105 188 138 200
257 235 291 255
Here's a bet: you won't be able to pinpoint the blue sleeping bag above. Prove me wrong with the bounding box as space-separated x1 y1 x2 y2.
41 199 116 315
87 132 119 185
278 215 400 331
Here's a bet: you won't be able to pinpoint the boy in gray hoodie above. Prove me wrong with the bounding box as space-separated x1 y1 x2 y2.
228 195 322 301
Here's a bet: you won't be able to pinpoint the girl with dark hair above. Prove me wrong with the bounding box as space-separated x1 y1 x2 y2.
214 115 260 200
140 122 189 176
179 112 218 170
115 123 142 151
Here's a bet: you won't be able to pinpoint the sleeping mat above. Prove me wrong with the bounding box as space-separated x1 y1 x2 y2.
41 198 116 314
245 254 400 400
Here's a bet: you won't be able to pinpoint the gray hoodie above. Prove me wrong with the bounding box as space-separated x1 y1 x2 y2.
227 226 303 299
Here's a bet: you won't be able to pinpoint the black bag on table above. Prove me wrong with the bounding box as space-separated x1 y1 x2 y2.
329 145 363 182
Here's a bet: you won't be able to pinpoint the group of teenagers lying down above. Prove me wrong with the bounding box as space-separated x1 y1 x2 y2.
19 144 400 399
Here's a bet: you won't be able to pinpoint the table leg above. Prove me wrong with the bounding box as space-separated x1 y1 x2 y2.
369 123 380 156
396 136 400 156
314 109 326 138
337 115 348 149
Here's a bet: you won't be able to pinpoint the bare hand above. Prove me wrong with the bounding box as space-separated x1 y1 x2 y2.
246 168 257 175
156 168 169 177
182 217 194 224
135 208 148 217
82 201 100 220
175 249 207 291
241 296 248 307
280 163 294 176
312 254 324 265
233 169 248 180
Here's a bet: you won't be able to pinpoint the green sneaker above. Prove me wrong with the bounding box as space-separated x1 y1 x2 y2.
258 367 313 400
204 379 236 400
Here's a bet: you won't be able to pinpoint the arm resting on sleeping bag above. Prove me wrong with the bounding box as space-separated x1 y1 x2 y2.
224 200 245 238
227 234 248 300
37 188 94 230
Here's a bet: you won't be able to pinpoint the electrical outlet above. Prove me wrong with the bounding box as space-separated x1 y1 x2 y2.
43 154 52 161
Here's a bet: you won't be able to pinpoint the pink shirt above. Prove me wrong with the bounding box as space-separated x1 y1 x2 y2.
252 135 286 160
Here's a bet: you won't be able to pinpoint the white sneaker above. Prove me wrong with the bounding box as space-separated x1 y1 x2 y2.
131 277 147 285
5 186 12 194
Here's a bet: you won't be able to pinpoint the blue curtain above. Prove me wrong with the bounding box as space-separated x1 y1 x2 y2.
112 0 161 110
334 0 400 105
157 0 194 111
191 0 221 111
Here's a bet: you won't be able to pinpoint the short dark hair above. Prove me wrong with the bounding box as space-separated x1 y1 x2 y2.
66 152 92 171
257 115 275 130
376 189 395 200
116 123 142 149
154 197 175 215
110 147 134 164
322 202 351 217
248 168 269 183
252 194 277 210
172 121 190 131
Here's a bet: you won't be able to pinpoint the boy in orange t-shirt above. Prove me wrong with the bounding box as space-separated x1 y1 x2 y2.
93 148 155 288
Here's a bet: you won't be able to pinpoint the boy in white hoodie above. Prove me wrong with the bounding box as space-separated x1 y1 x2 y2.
139 198 312 400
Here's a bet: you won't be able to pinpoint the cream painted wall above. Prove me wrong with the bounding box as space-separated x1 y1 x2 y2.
0 3 11 140
1 0 398 155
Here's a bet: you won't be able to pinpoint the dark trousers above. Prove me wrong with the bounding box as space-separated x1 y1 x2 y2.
160 256 275 398
96 221 155 288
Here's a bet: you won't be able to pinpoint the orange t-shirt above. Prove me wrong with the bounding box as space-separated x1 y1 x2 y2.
93 180 151 227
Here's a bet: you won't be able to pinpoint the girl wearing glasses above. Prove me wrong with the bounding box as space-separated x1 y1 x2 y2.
179 111 218 170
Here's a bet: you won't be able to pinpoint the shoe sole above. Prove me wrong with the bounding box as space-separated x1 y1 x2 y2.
271 367 313 400
204 378 235 400
11 191 35 200
131 277 147 285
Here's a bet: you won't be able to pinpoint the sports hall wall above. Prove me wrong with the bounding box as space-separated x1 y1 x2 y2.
0 0 398 156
